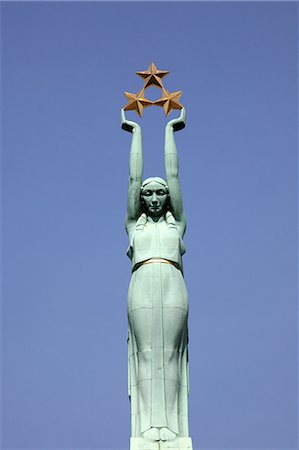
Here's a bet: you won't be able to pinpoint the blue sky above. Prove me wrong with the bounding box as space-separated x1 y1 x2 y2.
1 2 298 449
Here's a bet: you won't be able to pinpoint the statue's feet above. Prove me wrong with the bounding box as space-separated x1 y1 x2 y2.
159 427 177 441
142 427 160 441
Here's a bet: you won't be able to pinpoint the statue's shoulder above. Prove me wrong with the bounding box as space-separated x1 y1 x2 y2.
126 213 146 231
126 213 147 260
126 213 147 238
165 211 186 237
165 211 176 225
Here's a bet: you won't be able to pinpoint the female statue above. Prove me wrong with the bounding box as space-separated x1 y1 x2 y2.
121 107 190 443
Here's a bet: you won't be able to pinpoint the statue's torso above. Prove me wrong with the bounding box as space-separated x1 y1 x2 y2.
127 213 185 270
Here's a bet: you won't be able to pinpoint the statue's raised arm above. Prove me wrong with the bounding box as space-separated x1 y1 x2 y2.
121 109 143 237
164 107 186 236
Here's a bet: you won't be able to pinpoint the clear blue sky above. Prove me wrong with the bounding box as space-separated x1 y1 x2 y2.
1 2 297 449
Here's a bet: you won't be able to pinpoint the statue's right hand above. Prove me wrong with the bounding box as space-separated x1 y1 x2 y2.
166 107 186 132
121 108 141 133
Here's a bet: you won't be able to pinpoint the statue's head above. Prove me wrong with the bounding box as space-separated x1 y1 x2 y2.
141 177 169 219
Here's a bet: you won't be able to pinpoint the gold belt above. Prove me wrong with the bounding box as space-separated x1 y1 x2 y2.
132 258 182 273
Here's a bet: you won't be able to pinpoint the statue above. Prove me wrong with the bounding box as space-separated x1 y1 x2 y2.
121 64 193 450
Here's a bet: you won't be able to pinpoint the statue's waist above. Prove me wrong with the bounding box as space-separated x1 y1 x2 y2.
132 258 182 274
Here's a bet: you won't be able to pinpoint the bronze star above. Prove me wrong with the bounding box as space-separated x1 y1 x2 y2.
136 62 169 89
154 87 183 116
123 88 153 117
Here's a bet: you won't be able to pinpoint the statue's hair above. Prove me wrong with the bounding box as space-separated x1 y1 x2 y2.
141 177 169 193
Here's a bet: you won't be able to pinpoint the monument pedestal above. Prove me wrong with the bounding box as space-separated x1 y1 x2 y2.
130 437 193 450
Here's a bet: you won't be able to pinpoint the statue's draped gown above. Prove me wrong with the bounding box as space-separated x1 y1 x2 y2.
127 211 189 437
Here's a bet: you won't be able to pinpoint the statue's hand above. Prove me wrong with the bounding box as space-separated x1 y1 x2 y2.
166 107 186 132
121 108 141 133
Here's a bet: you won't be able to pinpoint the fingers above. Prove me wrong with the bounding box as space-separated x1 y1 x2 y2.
121 108 126 124
180 107 186 123
121 108 133 133
165 107 186 132
174 107 186 124
121 108 141 133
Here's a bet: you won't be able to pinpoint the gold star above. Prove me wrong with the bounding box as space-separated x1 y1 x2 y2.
154 87 183 116
136 62 169 89
123 88 153 117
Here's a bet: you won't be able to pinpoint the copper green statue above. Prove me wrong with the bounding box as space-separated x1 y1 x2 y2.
121 107 192 449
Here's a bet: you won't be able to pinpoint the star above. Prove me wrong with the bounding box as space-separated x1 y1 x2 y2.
136 62 169 89
154 87 183 116
123 88 153 117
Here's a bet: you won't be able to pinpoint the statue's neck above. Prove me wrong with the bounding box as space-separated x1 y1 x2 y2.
147 214 165 224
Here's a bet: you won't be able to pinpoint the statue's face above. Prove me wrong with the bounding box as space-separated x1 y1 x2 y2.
141 181 168 218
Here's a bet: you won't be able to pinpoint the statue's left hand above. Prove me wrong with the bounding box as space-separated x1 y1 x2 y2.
121 108 141 133
166 107 186 132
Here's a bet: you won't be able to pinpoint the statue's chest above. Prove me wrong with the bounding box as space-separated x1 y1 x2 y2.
134 221 179 251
